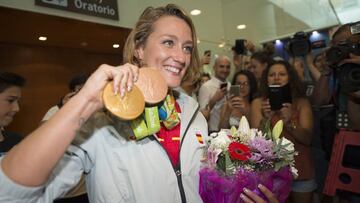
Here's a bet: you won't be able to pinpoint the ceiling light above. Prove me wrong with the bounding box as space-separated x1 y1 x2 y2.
113 44 120 48
38 36 47 41
236 24 246 30
81 42 88 47
218 43 225 48
197 39 200 44
312 31 320 36
190 9 201 16
275 39 281 44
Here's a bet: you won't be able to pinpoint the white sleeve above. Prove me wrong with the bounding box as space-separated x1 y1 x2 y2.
198 85 211 110
0 145 91 203
41 106 60 122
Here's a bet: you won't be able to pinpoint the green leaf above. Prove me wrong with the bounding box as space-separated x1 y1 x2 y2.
260 118 272 140
216 154 226 173
225 152 235 174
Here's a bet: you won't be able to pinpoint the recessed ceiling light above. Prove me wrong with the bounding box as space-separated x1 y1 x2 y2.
113 44 120 48
275 39 282 44
190 9 201 16
81 42 88 47
237 24 246 30
312 31 320 36
218 43 225 48
197 39 200 44
38 36 47 41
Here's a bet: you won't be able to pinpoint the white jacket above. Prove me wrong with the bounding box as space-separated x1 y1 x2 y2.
0 93 208 203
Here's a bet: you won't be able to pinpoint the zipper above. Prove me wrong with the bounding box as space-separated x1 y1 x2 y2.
152 104 199 203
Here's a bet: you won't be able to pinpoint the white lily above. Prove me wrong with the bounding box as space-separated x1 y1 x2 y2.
238 116 250 135
272 120 283 140
209 130 231 150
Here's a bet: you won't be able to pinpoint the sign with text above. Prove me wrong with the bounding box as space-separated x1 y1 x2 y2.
35 0 119 20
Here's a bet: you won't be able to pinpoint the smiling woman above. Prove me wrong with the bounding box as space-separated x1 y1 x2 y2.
0 4 277 203
0 71 26 156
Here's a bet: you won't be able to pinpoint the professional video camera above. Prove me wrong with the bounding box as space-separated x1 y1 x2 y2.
326 41 360 93
286 31 311 56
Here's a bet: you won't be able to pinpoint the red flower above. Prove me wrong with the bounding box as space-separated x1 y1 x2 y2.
228 142 251 161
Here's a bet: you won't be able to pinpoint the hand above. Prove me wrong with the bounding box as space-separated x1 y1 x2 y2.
240 185 279 203
339 53 360 66
201 54 211 65
279 103 292 123
212 87 227 103
261 99 274 119
229 96 246 113
245 40 256 53
77 63 139 109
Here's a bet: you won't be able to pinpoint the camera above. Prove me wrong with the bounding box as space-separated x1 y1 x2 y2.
286 31 311 56
326 41 360 94
326 41 360 66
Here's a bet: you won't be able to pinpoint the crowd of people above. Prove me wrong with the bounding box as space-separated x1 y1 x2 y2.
0 3 359 203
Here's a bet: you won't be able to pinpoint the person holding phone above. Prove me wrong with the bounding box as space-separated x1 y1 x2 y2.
251 61 316 203
218 70 257 129
198 55 231 132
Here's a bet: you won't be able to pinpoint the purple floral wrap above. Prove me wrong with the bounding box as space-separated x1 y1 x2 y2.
199 166 292 203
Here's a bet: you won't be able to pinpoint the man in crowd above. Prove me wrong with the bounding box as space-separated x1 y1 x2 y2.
198 55 231 133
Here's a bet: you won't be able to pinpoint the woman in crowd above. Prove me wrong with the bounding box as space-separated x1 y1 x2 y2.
0 71 25 157
249 51 273 85
218 70 257 129
251 60 316 203
0 4 277 203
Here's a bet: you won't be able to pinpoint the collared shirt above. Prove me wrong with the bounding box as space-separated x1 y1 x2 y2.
198 77 230 132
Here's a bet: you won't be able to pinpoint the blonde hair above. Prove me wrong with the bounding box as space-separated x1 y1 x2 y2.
123 4 200 82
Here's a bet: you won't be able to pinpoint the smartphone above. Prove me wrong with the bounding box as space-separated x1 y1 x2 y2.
220 83 228 89
234 39 246 55
268 84 292 111
229 85 240 97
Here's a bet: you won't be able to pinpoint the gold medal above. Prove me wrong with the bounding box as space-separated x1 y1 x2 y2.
103 82 145 120
135 67 168 105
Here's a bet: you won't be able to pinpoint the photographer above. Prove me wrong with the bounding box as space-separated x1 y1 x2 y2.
326 22 360 131
318 22 360 203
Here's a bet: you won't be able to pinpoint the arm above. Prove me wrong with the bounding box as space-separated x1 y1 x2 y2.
285 98 313 146
250 98 264 128
250 97 274 128
218 100 232 129
1 64 139 187
198 84 227 112
312 72 332 106
306 53 321 82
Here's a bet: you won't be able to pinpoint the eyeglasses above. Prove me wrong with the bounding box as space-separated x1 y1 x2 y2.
236 81 249 88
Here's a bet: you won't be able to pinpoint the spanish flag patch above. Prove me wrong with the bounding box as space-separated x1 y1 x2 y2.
196 132 204 144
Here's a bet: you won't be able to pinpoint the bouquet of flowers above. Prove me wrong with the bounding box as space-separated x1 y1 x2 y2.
199 116 297 203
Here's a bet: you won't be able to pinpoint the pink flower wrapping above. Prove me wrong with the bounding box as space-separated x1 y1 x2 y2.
199 117 297 203
199 166 292 203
